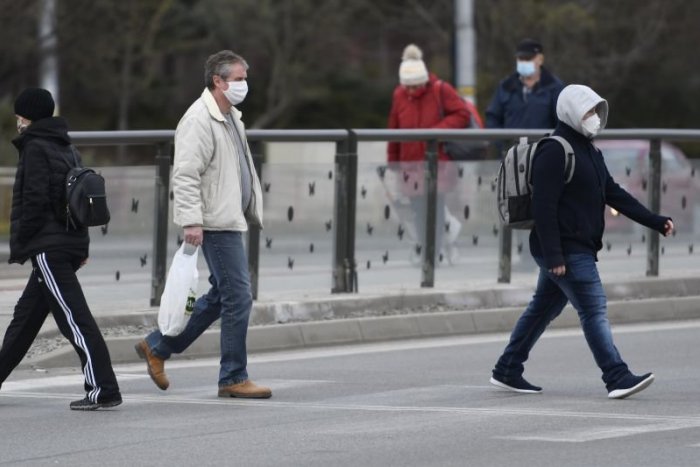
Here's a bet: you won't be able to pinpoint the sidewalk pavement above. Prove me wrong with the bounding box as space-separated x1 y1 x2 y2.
9 271 700 370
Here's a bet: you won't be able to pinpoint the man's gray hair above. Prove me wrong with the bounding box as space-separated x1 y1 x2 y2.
204 50 249 89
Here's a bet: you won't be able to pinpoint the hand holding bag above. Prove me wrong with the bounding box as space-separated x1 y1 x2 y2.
158 243 199 336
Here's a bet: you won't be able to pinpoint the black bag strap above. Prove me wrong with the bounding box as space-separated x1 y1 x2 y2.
58 145 81 169
434 80 445 120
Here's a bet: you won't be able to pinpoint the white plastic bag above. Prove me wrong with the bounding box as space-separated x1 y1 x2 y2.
158 242 199 336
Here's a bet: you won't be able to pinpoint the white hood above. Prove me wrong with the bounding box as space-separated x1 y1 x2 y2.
555 84 609 135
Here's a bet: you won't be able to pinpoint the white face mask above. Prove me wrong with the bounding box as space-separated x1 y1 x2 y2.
516 60 536 77
223 80 248 105
581 113 601 138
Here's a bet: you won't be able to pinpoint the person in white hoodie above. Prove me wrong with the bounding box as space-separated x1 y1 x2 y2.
134 50 270 399
490 84 674 399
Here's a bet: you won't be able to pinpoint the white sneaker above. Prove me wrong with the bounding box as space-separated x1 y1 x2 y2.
447 245 460 265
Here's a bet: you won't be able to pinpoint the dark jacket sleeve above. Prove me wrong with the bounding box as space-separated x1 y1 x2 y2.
19 142 52 241
603 163 670 233
485 85 505 129
531 140 566 268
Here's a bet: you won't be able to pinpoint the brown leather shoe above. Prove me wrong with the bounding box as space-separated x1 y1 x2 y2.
218 380 272 399
134 340 169 390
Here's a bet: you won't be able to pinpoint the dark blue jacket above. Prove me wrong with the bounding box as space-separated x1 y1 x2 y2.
486 67 564 129
529 122 670 268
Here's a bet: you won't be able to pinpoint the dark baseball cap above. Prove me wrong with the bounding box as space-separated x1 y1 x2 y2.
515 38 543 58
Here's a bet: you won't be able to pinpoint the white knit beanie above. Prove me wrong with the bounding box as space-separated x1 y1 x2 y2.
399 44 429 86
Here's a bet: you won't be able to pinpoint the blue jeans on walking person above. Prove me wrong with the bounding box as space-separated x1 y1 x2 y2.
493 253 630 390
146 231 252 386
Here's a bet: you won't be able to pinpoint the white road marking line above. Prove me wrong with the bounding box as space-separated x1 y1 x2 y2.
501 420 700 443
3 390 700 426
0 376 332 393
0 373 146 391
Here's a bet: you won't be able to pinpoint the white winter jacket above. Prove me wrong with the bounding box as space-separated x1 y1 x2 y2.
172 88 263 231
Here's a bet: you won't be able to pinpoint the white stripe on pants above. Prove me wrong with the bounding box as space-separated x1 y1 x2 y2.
36 253 101 402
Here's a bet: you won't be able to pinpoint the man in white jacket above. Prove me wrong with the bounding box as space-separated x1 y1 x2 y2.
135 50 270 399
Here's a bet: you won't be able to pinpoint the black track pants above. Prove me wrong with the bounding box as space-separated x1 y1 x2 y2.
0 251 120 402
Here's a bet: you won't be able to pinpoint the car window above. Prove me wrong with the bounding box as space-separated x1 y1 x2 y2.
661 146 685 172
601 148 641 174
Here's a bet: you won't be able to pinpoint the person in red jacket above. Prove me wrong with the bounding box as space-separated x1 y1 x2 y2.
387 44 470 264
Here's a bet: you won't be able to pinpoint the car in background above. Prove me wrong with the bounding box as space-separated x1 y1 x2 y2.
596 140 699 233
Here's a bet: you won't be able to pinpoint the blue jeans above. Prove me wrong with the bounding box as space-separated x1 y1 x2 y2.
493 253 630 390
146 231 252 386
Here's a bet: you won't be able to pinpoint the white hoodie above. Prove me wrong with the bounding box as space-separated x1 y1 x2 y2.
555 84 609 136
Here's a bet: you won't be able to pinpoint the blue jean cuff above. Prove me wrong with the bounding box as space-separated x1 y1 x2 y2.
219 377 248 387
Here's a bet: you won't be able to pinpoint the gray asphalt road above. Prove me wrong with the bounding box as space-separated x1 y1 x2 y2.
2 320 700 466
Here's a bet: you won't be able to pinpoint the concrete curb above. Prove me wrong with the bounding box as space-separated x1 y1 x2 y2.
21 294 700 370
24 276 700 337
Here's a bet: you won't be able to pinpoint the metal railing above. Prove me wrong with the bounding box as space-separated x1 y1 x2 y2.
69 128 700 305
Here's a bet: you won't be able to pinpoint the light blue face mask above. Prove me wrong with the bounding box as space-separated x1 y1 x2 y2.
516 60 536 77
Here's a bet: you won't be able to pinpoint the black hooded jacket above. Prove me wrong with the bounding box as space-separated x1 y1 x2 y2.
527 84 670 269
528 122 669 268
9 117 89 264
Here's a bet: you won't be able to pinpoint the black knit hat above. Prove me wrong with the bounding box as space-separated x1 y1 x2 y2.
14 88 55 121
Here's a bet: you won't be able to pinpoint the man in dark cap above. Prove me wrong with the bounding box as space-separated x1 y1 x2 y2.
486 39 565 273
0 88 122 410
486 38 564 130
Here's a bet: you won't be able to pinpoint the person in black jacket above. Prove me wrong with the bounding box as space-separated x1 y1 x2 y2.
0 88 121 410
490 84 674 399
486 39 566 272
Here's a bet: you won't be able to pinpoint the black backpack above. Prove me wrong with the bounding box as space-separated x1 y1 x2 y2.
60 147 111 229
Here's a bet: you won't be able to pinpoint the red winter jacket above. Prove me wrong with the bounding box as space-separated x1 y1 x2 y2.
386 74 470 194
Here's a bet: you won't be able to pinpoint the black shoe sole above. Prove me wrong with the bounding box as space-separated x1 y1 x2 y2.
70 399 123 411
217 391 272 399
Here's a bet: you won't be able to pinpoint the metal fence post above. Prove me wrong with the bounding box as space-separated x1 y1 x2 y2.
346 131 359 292
331 131 358 293
150 142 172 306
248 140 263 300
421 140 438 288
646 138 662 276
498 227 513 283
495 140 513 284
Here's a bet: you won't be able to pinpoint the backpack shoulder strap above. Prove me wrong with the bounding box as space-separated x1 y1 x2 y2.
57 145 80 169
432 80 445 119
68 145 81 167
542 135 576 183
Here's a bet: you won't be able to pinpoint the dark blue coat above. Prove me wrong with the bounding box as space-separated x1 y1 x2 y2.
486 67 564 129
529 122 670 268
